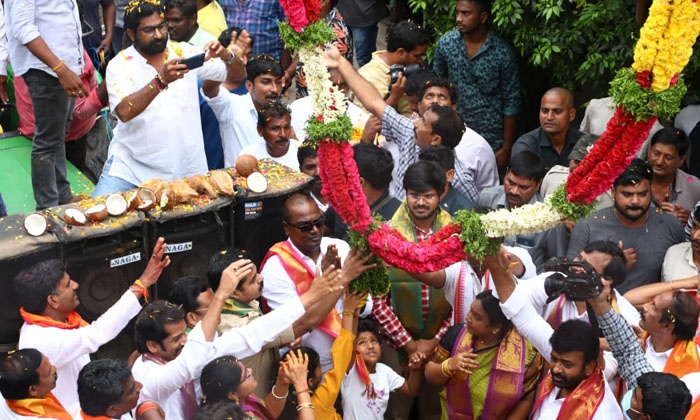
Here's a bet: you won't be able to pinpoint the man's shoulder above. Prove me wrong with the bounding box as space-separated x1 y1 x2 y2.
477 185 504 203
437 29 461 45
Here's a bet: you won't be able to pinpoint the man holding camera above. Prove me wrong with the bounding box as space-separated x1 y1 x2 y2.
354 20 430 118
483 246 624 419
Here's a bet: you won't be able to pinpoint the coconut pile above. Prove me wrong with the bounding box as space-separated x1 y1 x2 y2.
24 156 269 236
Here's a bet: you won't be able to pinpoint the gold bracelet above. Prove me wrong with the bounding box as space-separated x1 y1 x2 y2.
341 310 354 317
294 388 310 395
52 60 65 72
441 359 454 378
296 402 314 412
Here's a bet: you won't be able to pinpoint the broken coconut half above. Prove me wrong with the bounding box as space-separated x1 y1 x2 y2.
159 189 175 209
106 194 128 217
209 170 235 196
24 212 48 236
246 171 268 193
85 203 108 222
63 207 87 226
136 188 156 211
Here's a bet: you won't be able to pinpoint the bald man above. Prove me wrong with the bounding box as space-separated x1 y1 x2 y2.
511 87 584 172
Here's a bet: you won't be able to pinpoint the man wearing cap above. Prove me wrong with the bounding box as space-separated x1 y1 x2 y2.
511 87 584 172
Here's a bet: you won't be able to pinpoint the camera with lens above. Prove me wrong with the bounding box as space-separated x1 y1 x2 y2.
389 64 422 91
543 258 603 303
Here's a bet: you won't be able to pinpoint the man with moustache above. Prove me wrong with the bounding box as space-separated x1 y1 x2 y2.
239 101 300 171
14 238 170 416
93 0 246 196
476 151 547 253
662 206 700 282
568 159 685 293
371 160 453 420
0 349 69 419
297 142 329 211
165 0 217 48
202 55 285 166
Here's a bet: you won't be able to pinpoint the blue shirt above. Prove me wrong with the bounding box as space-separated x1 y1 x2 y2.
433 30 521 150
218 0 286 60
198 78 249 170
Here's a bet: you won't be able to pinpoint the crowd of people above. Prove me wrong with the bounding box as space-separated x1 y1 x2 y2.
2 0 700 419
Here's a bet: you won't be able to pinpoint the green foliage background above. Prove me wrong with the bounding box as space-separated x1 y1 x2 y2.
408 0 700 116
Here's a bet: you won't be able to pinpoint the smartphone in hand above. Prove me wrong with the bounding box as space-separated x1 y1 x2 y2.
178 53 205 70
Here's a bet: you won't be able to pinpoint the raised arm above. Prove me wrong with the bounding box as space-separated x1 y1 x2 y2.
323 45 387 119
623 276 698 308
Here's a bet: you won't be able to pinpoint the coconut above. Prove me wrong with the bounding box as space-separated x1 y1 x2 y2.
137 188 156 211
169 180 199 203
137 199 155 211
141 178 166 199
24 213 48 236
106 194 128 217
209 170 235 196
85 203 108 222
159 189 175 209
126 189 141 212
246 171 268 193
185 174 217 198
235 154 261 177
63 207 87 226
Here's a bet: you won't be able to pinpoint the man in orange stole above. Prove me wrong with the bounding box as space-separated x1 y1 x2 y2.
0 348 71 419
261 193 374 373
77 359 143 419
483 247 623 419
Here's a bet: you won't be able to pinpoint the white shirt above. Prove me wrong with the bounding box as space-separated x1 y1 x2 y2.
289 95 368 141
5 0 84 77
379 138 401 200
341 362 405 419
0 3 9 76
18 292 142 416
132 323 215 420
675 105 700 137
106 42 226 186
454 127 499 191
239 139 301 171
261 237 372 372
312 193 329 212
644 337 700 376
662 242 699 282
201 89 263 167
500 284 622 420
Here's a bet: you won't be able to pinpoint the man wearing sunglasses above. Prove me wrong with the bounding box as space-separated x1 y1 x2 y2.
587 278 696 419
261 192 376 373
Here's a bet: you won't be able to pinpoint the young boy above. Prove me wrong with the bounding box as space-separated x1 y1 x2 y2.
341 318 425 419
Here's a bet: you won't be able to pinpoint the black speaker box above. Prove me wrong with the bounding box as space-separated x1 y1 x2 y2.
0 214 62 351
145 198 234 299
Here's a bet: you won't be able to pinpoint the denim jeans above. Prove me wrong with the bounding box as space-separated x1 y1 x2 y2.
24 69 75 210
92 156 137 197
350 25 378 67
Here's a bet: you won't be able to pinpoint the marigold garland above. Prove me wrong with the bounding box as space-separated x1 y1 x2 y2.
279 0 700 284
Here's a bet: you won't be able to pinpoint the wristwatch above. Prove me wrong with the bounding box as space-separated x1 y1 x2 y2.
224 50 237 65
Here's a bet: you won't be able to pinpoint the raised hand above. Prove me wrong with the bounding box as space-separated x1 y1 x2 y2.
343 290 367 315
284 349 310 390
322 244 340 274
340 249 377 285
322 44 343 69
139 237 171 287
217 260 254 297
159 59 189 85
618 241 637 269
304 266 343 305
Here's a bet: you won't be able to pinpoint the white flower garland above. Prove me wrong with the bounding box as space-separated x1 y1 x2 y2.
299 45 347 122
479 199 563 238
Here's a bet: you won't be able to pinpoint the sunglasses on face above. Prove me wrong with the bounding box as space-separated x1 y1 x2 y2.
286 215 325 233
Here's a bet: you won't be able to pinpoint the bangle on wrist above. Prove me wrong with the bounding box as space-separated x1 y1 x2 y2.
441 359 454 378
271 384 289 399
153 74 168 91
52 60 65 73
293 388 310 396
296 402 314 412
132 279 150 303
341 310 354 317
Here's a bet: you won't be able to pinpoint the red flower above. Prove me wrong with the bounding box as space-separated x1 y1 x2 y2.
316 115 324 122
635 71 653 88
280 0 310 32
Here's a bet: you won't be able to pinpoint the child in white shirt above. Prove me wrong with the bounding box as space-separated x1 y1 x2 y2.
341 319 425 419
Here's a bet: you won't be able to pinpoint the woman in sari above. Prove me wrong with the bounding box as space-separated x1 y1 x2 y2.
425 290 542 420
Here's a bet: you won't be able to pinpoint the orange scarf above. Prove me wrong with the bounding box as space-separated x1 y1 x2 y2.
80 410 111 419
261 241 341 337
6 392 73 420
20 308 88 330
663 339 700 416
531 368 606 420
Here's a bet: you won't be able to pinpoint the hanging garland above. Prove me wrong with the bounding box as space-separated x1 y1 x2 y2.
277 0 700 293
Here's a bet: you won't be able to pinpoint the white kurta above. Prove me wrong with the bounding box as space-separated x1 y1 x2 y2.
18 292 142 416
106 42 227 186
239 140 301 172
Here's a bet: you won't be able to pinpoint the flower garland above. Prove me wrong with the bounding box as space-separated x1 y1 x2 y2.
278 0 700 283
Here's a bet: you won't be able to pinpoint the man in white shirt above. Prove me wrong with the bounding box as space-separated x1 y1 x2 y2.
662 206 700 282
0 348 71 419
202 55 284 167
239 101 301 171
134 250 346 419
484 247 623 420
260 192 374 372
6 0 89 209
166 0 217 49
77 359 142 419
93 0 245 196
15 238 170 416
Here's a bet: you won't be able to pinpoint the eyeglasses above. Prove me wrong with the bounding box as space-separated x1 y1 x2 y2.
286 215 325 233
407 192 438 202
138 20 168 37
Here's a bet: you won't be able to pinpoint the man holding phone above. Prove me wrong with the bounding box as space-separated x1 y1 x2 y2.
93 0 247 196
